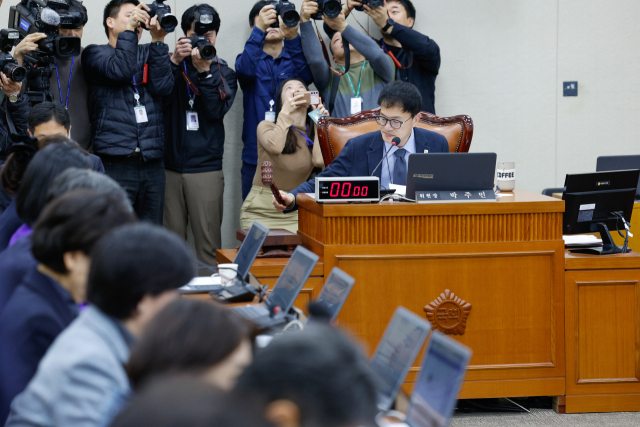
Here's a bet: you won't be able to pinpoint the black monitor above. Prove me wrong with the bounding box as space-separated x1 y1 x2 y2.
563 170 639 255
596 155 640 199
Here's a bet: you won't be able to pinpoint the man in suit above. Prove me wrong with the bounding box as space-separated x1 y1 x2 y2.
273 81 448 212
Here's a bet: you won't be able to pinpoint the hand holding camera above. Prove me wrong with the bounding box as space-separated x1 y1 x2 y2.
11 32 46 66
323 9 348 33
148 15 169 43
363 2 390 30
126 3 151 33
0 72 22 96
171 38 193 65
256 5 278 32
191 48 213 73
300 0 318 23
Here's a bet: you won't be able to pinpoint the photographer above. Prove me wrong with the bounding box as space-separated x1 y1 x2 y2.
12 0 91 149
300 1 394 118
82 0 174 224
0 73 30 163
164 4 237 268
236 1 313 200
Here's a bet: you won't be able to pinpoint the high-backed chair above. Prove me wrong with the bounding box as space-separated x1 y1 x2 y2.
316 109 474 167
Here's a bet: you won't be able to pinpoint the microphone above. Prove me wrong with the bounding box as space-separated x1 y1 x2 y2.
371 137 401 177
41 7 61 27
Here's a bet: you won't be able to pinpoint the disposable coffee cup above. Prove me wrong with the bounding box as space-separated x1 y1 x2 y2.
496 162 516 192
218 263 238 287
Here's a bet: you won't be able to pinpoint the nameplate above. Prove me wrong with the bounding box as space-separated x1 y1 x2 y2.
416 190 496 203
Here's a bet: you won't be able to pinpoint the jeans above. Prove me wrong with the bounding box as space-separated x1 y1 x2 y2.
241 161 256 201
101 155 165 224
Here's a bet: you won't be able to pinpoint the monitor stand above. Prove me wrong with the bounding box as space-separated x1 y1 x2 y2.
569 223 631 256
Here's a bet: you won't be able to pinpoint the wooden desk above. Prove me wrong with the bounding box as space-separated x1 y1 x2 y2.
297 189 566 399
557 250 640 413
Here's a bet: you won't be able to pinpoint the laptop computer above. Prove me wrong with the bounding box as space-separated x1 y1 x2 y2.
405 153 497 201
596 155 640 199
232 246 319 329
310 267 355 322
370 307 432 411
404 331 472 427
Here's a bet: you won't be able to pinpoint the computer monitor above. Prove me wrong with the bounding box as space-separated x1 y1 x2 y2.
562 170 639 255
596 155 640 199
234 221 269 280
312 268 355 321
266 246 319 314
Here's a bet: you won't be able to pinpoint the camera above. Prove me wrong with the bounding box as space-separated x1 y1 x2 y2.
185 6 216 61
266 0 300 28
143 0 178 33
188 36 216 61
311 0 342 20
0 29 27 83
355 0 384 11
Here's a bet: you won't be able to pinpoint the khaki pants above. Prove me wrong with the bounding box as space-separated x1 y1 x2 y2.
240 186 298 233
164 169 223 268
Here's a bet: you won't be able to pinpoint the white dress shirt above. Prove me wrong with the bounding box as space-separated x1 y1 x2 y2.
380 128 416 189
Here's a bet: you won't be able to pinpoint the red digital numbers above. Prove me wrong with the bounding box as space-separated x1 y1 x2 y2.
328 182 370 198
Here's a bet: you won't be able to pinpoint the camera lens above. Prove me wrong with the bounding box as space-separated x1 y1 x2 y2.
156 10 178 33
200 44 216 61
58 38 73 55
4 64 26 83
369 0 384 7
324 0 341 19
281 9 300 28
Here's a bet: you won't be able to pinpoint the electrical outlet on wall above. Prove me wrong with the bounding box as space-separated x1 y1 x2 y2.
563 81 578 97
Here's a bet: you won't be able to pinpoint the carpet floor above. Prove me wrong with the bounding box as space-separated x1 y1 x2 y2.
450 408 640 426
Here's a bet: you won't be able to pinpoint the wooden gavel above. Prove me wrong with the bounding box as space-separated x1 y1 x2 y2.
262 161 287 206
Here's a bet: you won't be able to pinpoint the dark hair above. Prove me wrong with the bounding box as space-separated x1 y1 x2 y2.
1 135 38 195
127 298 252 390
28 102 71 134
31 190 137 273
87 223 196 320
248 1 269 27
104 0 140 37
111 376 275 427
387 0 416 21
274 78 316 155
69 0 89 27
377 81 423 117
15 143 91 227
181 4 220 35
46 168 131 209
235 324 379 427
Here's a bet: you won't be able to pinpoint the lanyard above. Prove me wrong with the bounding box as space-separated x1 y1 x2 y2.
292 125 314 146
183 61 198 110
339 60 367 98
132 75 141 106
54 57 74 109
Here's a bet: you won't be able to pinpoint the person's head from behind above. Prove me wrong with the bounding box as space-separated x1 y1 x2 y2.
104 0 141 40
376 81 423 146
87 223 196 336
59 0 88 38
45 168 132 211
181 4 220 45
28 102 71 141
16 143 92 227
386 0 415 28
235 324 378 427
249 1 284 42
275 78 315 156
111 375 276 427
31 190 136 303
1 135 38 196
127 298 254 391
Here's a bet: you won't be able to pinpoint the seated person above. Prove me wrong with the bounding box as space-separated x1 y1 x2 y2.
126 298 253 391
234 324 378 427
273 81 449 211
0 188 135 424
5 223 196 427
240 78 326 233
300 1 394 118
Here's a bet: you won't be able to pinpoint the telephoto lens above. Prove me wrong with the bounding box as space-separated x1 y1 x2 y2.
271 0 300 28
3 62 26 83
356 0 384 11
144 0 178 33
189 36 217 61
312 0 342 20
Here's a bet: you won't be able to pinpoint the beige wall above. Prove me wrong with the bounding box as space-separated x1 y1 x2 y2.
2 0 639 248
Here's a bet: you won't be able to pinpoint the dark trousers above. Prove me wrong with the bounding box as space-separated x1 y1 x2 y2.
241 161 256 201
101 155 165 224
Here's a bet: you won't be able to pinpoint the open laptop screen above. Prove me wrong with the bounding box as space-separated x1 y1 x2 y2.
406 331 472 427
234 222 269 280
369 307 431 411
266 246 319 314
314 268 355 321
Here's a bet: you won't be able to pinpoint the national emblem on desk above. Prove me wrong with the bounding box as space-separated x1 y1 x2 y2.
424 289 472 335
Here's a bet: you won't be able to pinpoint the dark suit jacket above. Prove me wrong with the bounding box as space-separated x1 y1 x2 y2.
0 200 21 252
0 267 78 424
0 237 36 315
288 128 449 207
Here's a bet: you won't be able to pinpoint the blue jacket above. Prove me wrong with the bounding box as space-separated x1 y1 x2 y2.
0 200 21 252
82 31 174 161
288 128 449 206
0 237 36 314
235 26 313 166
0 267 78 424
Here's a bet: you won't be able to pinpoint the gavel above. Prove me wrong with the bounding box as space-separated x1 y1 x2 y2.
262 161 287 206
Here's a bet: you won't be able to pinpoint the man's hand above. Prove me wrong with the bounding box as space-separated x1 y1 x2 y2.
365 4 390 32
300 0 318 23
171 38 192 65
149 15 168 43
323 10 348 33
13 33 47 66
191 48 213 72
273 191 294 212
255 5 277 32
279 16 300 40
343 0 363 18
0 73 22 97
126 3 151 33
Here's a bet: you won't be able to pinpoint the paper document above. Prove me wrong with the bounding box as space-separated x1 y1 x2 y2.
563 235 603 247
389 184 406 196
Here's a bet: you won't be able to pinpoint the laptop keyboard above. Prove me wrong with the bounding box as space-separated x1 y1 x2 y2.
233 305 269 320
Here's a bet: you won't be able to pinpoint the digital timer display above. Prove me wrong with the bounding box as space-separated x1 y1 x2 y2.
316 177 380 202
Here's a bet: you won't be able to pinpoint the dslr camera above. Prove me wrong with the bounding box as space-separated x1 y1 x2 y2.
266 0 299 28
355 0 384 11
0 29 27 83
186 6 216 61
142 0 178 33
311 0 341 20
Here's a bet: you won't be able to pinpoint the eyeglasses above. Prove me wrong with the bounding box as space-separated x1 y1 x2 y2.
375 115 412 129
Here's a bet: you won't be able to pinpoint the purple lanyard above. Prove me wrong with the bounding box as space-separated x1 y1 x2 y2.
54 57 74 109
292 125 314 146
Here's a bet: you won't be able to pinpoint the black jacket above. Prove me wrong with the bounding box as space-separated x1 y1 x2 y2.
379 24 441 114
0 95 31 162
82 31 174 161
164 56 237 174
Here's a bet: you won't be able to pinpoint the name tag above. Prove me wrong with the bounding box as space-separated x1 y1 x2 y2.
186 111 199 131
350 97 362 115
265 111 276 122
134 106 148 123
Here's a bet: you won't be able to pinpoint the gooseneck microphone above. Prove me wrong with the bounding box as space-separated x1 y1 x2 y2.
371 137 401 177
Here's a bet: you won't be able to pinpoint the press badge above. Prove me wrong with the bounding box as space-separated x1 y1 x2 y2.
350 97 362 115
265 99 276 122
134 106 148 123
186 111 199 131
